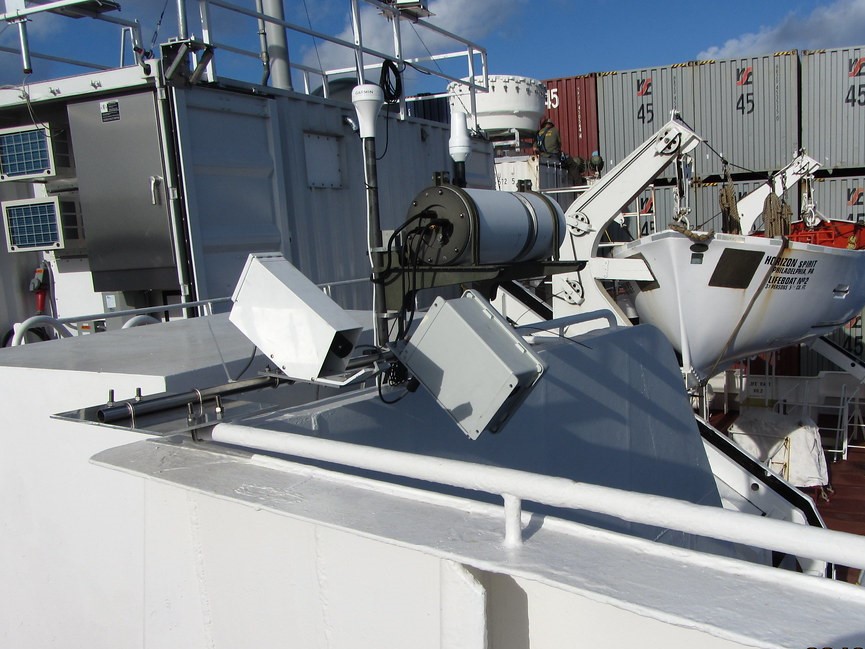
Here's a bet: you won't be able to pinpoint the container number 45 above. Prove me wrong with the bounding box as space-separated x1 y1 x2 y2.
637 103 654 123
845 84 865 107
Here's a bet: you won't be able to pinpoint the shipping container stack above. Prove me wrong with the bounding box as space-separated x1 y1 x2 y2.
542 44 865 373
596 63 694 182
543 74 600 164
801 46 865 369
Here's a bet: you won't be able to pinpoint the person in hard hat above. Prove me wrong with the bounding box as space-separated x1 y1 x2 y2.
534 118 585 186
535 118 561 157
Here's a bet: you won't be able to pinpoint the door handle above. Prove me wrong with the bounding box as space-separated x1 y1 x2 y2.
150 175 163 205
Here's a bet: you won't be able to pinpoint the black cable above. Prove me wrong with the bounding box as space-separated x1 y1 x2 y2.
376 351 412 405
395 229 420 340
377 372 409 404
231 345 258 381
702 138 757 174
379 59 402 103
373 213 430 284
401 227 434 340
374 60 402 161
394 226 427 341
403 60 432 76
375 111 391 161
2 327 49 347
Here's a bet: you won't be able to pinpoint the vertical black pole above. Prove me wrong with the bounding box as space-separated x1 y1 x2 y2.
362 136 389 348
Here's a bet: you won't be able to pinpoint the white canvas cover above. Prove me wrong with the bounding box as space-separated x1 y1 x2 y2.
729 408 829 487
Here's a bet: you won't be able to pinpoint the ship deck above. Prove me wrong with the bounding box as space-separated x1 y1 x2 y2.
818 447 865 583
712 407 865 584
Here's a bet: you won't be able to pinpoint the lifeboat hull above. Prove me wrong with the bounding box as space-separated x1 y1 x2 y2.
613 230 865 384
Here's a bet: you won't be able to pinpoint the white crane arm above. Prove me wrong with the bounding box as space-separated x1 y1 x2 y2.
736 152 820 234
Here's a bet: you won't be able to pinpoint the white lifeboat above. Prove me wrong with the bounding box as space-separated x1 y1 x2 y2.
550 123 865 386
613 229 865 385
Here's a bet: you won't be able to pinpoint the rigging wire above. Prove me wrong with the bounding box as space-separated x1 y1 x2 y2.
674 112 756 176
407 20 478 119
703 138 758 175
146 0 171 58
301 0 324 88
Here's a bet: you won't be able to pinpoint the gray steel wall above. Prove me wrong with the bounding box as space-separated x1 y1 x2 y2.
621 178 805 238
691 179 792 233
801 46 865 170
272 93 494 310
690 53 799 179
597 64 693 180
811 174 865 222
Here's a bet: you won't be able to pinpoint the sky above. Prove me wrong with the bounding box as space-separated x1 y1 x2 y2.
1 0 865 90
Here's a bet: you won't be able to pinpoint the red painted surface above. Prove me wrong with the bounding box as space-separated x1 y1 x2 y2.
752 220 865 249
543 75 599 162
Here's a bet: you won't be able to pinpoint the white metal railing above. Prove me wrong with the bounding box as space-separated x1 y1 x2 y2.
196 0 487 121
0 1 143 74
773 377 865 461
210 421 865 572
10 297 231 346
1 1 485 118
316 276 368 299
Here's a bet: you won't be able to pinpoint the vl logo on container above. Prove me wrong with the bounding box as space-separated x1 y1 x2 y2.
639 196 654 214
848 187 865 222
735 66 755 114
845 59 865 107
638 195 656 235
735 66 753 86
635 77 654 123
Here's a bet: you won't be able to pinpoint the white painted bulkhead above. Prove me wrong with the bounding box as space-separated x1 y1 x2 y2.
0 69 494 329
2 316 865 647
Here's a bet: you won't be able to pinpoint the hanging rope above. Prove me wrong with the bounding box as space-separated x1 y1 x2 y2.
718 164 741 234
668 221 714 242
763 192 791 238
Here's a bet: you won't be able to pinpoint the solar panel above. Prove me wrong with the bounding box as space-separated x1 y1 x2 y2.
0 125 55 181
3 197 65 252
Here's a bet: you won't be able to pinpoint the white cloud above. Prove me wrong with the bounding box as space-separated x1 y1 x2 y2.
698 0 865 59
